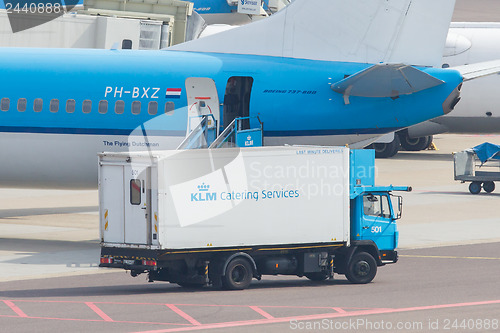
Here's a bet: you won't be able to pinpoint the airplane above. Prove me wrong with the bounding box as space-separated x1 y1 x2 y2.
0 0 493 189
371 22 500 157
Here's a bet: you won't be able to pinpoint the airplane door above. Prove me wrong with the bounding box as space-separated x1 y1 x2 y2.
223 76 253 129
185 78 220 135
124 166 151 245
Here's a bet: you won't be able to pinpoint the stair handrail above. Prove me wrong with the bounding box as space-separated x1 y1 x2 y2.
177 115 211 150
209 117 238 149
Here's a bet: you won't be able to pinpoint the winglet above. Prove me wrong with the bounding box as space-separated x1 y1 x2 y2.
331 64 444 104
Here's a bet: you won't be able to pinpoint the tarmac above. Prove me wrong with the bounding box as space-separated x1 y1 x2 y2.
1 134 499 283
1 134 500 333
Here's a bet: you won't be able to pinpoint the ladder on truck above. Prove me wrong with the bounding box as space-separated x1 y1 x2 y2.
177 115 263 149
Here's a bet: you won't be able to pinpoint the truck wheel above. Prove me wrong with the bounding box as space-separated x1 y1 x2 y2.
483 181 495 193
469 182 482 194
222 258 253 290
345 252 377 284
305 272 328 281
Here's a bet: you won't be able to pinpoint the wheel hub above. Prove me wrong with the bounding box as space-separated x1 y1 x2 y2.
354 260 370 277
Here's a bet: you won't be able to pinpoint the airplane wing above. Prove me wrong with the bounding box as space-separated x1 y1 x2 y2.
451 59 500 81
169 0 456 68
330 64 444 103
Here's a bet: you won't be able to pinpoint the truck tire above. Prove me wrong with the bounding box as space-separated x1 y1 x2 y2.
345 252 377 284
483 181 495 193
305 272 328 281
469 181 482 194
222 257 253 290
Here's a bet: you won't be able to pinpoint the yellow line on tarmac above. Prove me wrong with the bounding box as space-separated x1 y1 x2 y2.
400 254 500 260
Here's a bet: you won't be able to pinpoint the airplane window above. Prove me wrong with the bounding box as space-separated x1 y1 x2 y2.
115 100 124 114
50 99 59 113
82 100 92 114
99 100 108 114
148 101 158 115
1 98 9 111
165 101 175 115
34 98 43 112
18 98 27 112
132 101 141 115
66 99 76 113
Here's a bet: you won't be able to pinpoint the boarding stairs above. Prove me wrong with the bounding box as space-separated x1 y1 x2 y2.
177 115 263 149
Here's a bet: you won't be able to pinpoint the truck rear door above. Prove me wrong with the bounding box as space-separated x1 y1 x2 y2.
124 166 151 244
101 163 152 245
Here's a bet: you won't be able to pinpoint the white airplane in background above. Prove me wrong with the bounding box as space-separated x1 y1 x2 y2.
373 22 500 157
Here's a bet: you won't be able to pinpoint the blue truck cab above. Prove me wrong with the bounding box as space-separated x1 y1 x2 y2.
344 149 411 275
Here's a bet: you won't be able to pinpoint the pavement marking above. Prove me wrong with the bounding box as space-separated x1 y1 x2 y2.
133 299 500 333
331 307 347 313
85 302 114 322
400 254 500 260
249 306 274 319
3 300 27 318
165 304 201 326
3 298 499 332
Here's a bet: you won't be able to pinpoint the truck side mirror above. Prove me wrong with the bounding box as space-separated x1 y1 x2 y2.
394 195 403 220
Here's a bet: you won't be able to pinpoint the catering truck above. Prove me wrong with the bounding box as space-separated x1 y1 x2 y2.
98 147 410 289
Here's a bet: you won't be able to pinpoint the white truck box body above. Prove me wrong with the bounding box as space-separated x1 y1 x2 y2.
99 146 350 250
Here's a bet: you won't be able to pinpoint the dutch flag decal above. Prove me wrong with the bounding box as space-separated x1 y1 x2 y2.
166 88 182 99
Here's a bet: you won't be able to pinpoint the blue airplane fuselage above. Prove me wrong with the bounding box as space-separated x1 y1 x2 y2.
0 48 462 136
0 47 462 187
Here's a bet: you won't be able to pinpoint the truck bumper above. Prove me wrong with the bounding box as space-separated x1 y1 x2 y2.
99 247 159 271
379 250 398 264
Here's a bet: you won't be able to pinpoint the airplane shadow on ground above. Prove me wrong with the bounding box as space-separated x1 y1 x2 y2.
0 206 99 219
0 278 352 298
385 152 453 162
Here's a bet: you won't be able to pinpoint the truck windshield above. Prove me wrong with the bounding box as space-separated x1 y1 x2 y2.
363 194 391 219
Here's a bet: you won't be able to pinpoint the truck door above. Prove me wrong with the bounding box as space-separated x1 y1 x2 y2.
124 166 151 245
360 194 396 250
101 165 125 244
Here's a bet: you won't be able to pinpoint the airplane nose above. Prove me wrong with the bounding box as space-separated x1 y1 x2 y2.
442 83 462 115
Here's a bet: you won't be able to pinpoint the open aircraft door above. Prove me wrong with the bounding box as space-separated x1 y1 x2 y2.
185 77 220 135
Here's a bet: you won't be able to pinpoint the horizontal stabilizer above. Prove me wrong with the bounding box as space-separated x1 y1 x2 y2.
452 59 500 81
331 64 444 101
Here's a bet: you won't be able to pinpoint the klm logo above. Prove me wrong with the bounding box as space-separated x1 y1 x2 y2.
191 183 217 202
245 135 254 147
